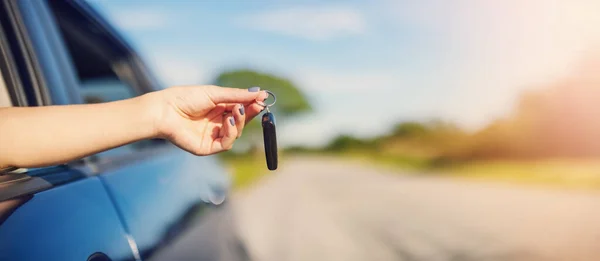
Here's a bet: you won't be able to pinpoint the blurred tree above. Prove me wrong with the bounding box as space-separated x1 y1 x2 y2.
391 122 429 138
326 135 373 152
215 69 311 116
213 69 312 152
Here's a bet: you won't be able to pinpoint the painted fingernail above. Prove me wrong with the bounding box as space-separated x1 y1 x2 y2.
229 117 235 126
248 86 260 92
239 105 245 115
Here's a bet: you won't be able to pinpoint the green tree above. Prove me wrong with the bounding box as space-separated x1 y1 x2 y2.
213 69 312 150
391 122 429 138
326 135 368 152
215 69 311 116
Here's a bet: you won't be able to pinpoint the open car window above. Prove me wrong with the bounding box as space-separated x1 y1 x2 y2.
44 1 162 154
47 1 138 104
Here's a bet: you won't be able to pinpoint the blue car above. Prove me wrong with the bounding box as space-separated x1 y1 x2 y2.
0 1 249 260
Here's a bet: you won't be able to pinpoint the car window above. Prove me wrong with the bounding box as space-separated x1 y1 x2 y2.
44 2 158 156
48 5 136 104
0 70 11 107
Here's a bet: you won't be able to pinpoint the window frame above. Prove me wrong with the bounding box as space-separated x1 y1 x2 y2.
46 0 161 101
50 10 140 103
0 0 38 107
0 25 17 107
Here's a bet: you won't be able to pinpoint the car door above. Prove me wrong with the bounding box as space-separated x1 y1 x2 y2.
0 1 137 260
42 1 248 260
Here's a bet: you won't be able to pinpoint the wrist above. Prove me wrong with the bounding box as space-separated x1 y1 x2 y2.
136 91 166 139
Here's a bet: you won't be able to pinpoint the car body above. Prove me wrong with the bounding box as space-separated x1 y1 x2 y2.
0 1 248 260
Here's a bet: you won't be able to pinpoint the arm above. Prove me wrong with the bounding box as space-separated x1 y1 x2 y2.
0 85 267 169
0 96 155 168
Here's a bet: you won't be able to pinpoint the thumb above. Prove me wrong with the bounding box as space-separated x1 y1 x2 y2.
206 85 266 104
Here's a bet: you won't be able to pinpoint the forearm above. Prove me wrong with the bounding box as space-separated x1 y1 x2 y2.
0 93 159 168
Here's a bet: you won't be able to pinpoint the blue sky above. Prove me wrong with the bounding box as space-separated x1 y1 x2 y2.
90 0 600 146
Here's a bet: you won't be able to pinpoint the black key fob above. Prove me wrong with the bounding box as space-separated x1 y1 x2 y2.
262 112 278 170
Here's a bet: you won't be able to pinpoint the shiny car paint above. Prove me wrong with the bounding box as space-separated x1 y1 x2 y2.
0 177 137 261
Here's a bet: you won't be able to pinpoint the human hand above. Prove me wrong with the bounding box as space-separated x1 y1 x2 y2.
148 85 267 155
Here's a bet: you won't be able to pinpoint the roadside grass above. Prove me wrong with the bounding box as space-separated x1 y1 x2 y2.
445 160 600 190
317 150 435 171
321 151 600 190
220 152 269 190
221 149 600 191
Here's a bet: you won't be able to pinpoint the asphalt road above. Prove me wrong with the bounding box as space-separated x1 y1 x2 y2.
233 158 600 261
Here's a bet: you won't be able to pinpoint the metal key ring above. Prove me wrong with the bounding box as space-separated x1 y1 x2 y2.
258 90 277 108
264 90 277 107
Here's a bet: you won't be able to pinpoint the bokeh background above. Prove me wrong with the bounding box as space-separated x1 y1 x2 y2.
91 1 600 260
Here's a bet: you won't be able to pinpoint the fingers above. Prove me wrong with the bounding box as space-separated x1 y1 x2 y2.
205 85 268 105
207 101 266 125
244 103 266 124
226 102 265 124
256 90 269 103
232 104 246 138
222 102 265 124
211 115 238 153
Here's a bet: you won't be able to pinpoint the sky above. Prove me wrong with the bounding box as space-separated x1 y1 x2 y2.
90 0 600 147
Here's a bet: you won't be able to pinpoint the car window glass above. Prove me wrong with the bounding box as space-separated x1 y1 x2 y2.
45 3 157 155
49 6 136 104
80 77 133 104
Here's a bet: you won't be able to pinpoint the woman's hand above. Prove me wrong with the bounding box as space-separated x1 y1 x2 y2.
0 84 263 168
149 85 267 155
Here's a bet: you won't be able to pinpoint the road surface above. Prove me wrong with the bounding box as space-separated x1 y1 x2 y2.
233 158 600 261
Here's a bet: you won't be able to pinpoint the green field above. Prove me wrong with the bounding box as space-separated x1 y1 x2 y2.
326 151 600 190
221 153 270 190
445 160 600 190
221 150 600 191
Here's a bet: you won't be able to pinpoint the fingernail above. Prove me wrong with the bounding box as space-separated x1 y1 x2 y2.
229 117 235 126
248 86 260 92
239 105 245 115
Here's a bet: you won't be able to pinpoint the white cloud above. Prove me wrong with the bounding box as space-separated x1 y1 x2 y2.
295 68 400 93
237 6 366 41
147 57 210 86
107 9 169 31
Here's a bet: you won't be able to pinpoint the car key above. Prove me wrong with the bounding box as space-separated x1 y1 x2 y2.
261 91 278 170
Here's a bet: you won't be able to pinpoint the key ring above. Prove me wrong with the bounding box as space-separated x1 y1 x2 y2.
258 90 277 112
